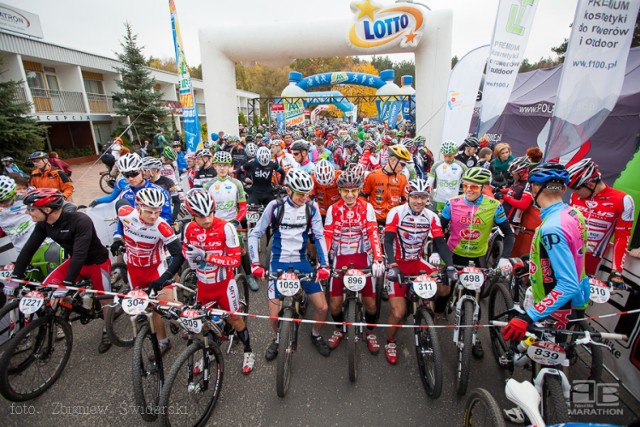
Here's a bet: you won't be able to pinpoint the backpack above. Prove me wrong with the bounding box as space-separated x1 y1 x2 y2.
271 197 313 232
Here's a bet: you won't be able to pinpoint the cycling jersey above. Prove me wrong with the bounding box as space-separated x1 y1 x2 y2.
0 201 35 253
378 147 389 169
159 164 180 196
358 151 380 172
95 177 128 204
527 202 589 323
230 148 247 169
426 160 467 204
298 158 316 174
333 146 345 170
385 203 444 261
311 170 342 216
455 152 479 168
274 151 298 172
152 175 174 194
362 169 408 222
501 180 533 225
193 165 217 188
118 180 173 226
205 176 247 222
187 169 197 189
324 198 382 260
570 186 635 274
238 159 283 196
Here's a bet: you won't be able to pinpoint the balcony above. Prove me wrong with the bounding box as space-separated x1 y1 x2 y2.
196 103 206 114
29 89 86 113
87 93 114 114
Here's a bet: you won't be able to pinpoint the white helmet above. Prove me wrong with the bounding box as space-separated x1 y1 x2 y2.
245 142 258 158
141 156 163 170
117 153 143 173
135 187 166 208
196 149 212 158
256 147 272 166
0 175 16 201
285 168 314 193
314 159 335 186
185 188 215 217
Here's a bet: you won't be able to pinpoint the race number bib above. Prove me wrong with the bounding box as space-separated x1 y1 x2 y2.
179 309 203 333
589 277 610 304
247 212 260 223
413 275 437 299
344 269 366 292
19 291 44 315
0 263 14 279
459 267 484 291
122 289 150 315
277 272 301 297
527 341 566 366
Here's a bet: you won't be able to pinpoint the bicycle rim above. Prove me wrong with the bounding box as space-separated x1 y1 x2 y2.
132 323 163 421
276 307 295 397
99 173 111 194
456 299 474 396
415 308 443 398
346 299 360 383
488 280 514 371
463 387 506 427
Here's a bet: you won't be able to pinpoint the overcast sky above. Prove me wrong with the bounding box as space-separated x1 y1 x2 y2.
4 0 578 66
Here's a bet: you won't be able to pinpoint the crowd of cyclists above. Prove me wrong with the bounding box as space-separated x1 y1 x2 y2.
0 119 637 420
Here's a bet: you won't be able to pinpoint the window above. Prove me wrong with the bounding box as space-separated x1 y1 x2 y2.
25 70 46 97
83 79 104 95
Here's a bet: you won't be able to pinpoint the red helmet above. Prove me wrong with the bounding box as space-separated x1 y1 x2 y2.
23 188 65 209
567 158 601 189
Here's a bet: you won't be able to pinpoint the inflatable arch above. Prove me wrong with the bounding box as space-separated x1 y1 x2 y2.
199 0 452 145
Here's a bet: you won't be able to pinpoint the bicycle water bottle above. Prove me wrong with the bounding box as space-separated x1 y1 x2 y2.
517 336 535 353
523 287 534 311
210 315 225 336
82 293 92 310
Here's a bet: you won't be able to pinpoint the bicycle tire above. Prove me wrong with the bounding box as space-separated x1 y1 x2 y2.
346 298 360 383
0 315 73 401
568 320 603 383
159 339 224 427
541 374 569 424
132 323 164 422
0 298 25 348
374 276 384 322
456 299 474 396
415 307 443 398
99 173 113 194
480 273 497 299
234 273 250 315
487 280 514 371
463 387 506 427
276 306 295 398
110 262 129 294
105 263 134 347
178 268 197 306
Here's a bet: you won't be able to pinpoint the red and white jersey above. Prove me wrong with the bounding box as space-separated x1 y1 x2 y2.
570 186 635 271
116 205 177 268
324 198 382 260
182 219 240 285
385 203 445 261
358 151 381 172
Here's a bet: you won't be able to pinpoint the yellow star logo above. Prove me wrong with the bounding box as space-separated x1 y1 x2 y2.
404 29 418 44
353 0 380 21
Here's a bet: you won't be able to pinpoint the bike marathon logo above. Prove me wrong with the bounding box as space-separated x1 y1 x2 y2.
348 0 425 52
570 380 624 417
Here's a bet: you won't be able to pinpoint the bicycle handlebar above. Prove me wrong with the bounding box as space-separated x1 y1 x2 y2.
490 320 628 341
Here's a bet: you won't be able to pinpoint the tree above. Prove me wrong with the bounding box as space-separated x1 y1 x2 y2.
147 56 177 73
334 62 378 118
393 60 415 86
451 55 459 69
113 23 167 144
0 65 47 167
371 55 394 73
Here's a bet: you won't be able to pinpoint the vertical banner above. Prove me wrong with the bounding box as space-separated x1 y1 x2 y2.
478 0 539 136
284 98 305 127
442 45 490 149
544 0 640 160
388 100 402 129
169 0 202 153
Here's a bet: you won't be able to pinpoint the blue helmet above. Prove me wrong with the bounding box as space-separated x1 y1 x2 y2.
528 162 569 185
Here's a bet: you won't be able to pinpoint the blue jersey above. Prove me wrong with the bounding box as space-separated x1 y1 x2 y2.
96 177 128 204
116 180 173 236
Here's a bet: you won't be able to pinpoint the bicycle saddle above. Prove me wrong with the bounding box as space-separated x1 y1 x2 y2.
505 378 545 426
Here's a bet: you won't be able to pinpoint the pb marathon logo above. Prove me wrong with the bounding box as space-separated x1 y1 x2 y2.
570 380 624 417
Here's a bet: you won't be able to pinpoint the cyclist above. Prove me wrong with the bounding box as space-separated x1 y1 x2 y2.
324 170 385 353
193 149 217 188
567 158 635 282
502 163 589 342
248 169 332 359
383 178 457 364
496 156 533 225
455 136 480 168
28 151 74 200
414 136 434 178
185 152 198 190
426 141 467 212
0 175 35 253
111 188 184 357
12 188 113 353
400 138 418 181
237 147 286 206
172 141 188 174
141 157 174 193
311 159 342 220
358 139 381 172
440 166 515 358
362 144 410 225
1 156 26 178
291 140 315 174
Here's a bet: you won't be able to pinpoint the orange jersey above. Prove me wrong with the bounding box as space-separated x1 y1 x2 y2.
362 169 408 222
312 170 342 216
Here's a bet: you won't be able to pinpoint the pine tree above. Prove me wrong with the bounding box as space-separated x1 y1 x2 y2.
113 23 167 144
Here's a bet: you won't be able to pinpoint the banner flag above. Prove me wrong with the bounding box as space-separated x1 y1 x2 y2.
169 0 202 153
478 0 539 136
441 45 490 149
543 0 640 160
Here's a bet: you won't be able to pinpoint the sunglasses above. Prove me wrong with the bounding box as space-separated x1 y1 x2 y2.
340 188 360 194
292 191 311 198
462 183 482 191
123 171 141 178
292 152 301 156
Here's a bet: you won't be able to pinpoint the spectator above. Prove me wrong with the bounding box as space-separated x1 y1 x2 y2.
110 137 124 162
172 141 187 174
173 130 182 145
48 152 72 177
526 147 543 168
152 129 168 155
479 134 491 149
490 143 514 189
140 140 150 157
28 151 74 200
478 148 493 169
1 156 26 178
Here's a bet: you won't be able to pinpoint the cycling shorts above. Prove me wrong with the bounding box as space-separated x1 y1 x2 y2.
386 259 435 298
127 263 166 290
329 253 375 298
196 278 241 313
44 257 112 294
268 260 321 299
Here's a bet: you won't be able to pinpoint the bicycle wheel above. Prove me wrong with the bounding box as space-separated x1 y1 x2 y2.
456 299 474 396
463 387 506 427
374 277 384 321
488 280 514 371
541 374 569 424
414 307 443 398
159 340 224 427
105 263 134 347
132 323 164 422
0 315 73 401
276 306 295 398
346 298 360 383
234 273 250 315
567 320 603 383
110 262 129 294
0 299 25 347
178 268 197 306
99 173 112 194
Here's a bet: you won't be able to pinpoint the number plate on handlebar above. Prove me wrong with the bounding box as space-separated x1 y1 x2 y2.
413 275 437 299
526 341 566 366
19 291 44 314
589 277 610 303
247 212 260 223
344 269 366 292
179 309 203 333
0 263 14 279
276 272 301 297
459 267 484 290
122 289 150 315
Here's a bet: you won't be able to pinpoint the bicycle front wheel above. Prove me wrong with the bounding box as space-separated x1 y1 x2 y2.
456 299 474 396
488 279 514 371
346 298 361 383
132 323 164 422
541 374 569 424
178 268 197 306
0 315 73 401
414 307 443 398
0 298 27 348
463 387 506 427
568 319 603 383
159 340 224 427
99 173 112 194
276 307 296 397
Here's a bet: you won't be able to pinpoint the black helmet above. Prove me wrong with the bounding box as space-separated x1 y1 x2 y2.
29 151 48 161
463 136 480 149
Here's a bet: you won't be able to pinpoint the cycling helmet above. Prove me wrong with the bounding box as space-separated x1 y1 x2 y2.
364 139 377 152
23 188 65 210
245 142 258 158
336 170 363 189
185 152 196 161
28 151 48 161
255 147 272 166
203 141 215 149
344 139 357 148
567 158 601 189
171 140 182 147
135 187 166 208
184 188 215 217
245 135 255 143
0 175 16 201
407 178 430 196
162 147 177 162
261 136 271 144
381 136 392 145
141 156 163 170
213 151 232 165
401 138 416 151
528 162 570 185
291 140 310 152
508 156 531 175
415 136 425 146
387 144 412 162
462 167 492 184
346 162 366 178
285 169 314 193
314 159 335 186
396 130 405 137
463 136 480 149
117 153 143 173
195 149 212 158
270 139 285 148
1 156 14 163
440 141 458 155
326 140 337 152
